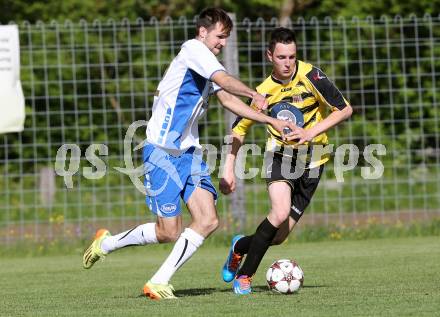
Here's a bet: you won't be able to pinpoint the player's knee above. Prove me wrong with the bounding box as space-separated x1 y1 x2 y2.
269 208 290 227
167 230 181 242
200 215 219 234
156 226 181 243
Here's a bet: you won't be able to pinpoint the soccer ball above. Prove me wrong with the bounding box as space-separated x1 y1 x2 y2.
266 259 304 294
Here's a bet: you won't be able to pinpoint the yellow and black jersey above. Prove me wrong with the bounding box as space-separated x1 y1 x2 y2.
232 60 350 167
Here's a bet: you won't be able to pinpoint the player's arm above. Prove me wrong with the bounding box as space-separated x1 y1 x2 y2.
286 68 353 144
219 131 244 195
216 89 295 139
287 104 352 144
212 71 268 111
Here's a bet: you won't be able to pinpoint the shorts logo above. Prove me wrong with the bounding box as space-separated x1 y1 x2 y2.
161 203 177 214
266 162 273 177
291 205 303 215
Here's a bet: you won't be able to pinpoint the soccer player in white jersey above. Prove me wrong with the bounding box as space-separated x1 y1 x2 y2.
82 8 295 300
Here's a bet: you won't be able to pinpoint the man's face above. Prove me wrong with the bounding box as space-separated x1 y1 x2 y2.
267 42 297 80
198 22 229 55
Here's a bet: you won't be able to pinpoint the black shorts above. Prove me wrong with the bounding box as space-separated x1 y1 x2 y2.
265 152 324 222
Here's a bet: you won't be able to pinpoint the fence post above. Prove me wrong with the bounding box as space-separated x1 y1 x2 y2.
224 13 246 231
40 167 56 208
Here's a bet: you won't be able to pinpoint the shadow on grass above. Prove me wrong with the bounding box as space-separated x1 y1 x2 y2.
252 285 327 291
170 284 327 297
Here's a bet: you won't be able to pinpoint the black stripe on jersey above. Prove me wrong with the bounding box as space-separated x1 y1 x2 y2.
301 92 314 99
268 96 294 110
231 98 253 129
232 116 243 129
306 67 346 110
303 112 317 128
300 102 319 114
268 129 284 142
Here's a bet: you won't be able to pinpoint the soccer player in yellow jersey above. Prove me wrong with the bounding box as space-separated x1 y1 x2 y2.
220 27 353 294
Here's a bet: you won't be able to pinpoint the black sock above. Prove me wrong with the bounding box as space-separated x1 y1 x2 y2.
233 235 253 255
236 218 278 277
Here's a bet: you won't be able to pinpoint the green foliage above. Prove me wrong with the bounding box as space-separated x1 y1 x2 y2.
2 0 438 24
306 0 440 19
0 2 438 232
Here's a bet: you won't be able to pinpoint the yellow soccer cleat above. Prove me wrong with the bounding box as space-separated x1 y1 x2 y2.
143 281 177 300
83 229 111 269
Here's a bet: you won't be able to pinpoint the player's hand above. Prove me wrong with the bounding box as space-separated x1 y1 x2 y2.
219 170 236 195
251 92 268 112
269 118 297 141
285 126 314 145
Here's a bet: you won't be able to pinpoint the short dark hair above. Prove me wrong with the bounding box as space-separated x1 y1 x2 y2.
196 8 233 36
269 27 297 52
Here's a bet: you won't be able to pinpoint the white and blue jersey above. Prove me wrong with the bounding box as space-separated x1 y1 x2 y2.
146 39 225 156
144 39 222 217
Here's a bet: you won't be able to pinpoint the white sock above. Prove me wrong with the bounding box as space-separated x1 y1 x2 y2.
150 228 204 284
101 223 158 254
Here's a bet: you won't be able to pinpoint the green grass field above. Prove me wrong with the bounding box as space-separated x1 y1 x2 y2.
1 236 439 316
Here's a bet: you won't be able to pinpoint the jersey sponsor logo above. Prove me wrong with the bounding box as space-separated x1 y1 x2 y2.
161 203 177 214
281 87 292 92
291 94 303 104
312 70 326 81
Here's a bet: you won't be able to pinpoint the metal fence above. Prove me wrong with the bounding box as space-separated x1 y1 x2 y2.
1 15 439 244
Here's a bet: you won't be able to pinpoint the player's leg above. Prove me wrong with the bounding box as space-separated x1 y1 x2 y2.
222 185 293 283
83 144 179 270
142 146 193 299
232 181 291 294
145 187 217 299
142 216 185 299
233 163 324 253
271 216 296 245
143 216 183 300
101 193 182 252
145 151 218 299
83 222 162 269
269 163 325 246
223 209 295 276
225 151 289 258
100 222 161 252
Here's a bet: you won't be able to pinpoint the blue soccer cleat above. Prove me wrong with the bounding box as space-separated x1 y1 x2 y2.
222 234 244 282
233 275 252 295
